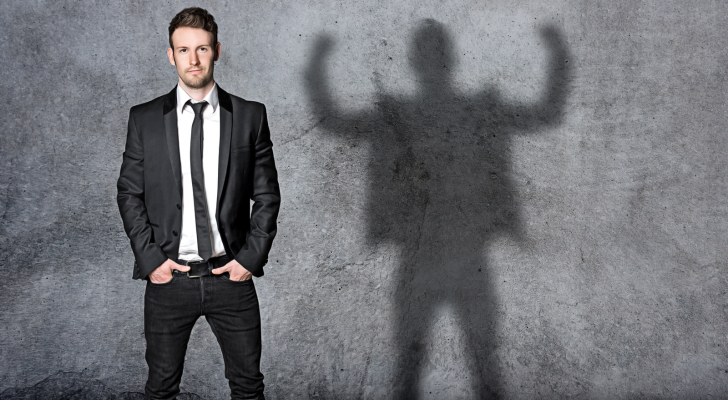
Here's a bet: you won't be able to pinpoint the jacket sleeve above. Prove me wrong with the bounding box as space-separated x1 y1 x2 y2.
234 104 281 277
117 109 168 279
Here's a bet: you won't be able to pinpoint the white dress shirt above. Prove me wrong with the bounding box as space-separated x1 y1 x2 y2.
176 83 226 261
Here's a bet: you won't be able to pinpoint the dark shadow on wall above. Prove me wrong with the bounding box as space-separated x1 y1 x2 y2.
0 371 201 400
305 19 570 398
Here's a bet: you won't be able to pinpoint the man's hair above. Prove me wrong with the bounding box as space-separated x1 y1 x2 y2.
168 7 218 49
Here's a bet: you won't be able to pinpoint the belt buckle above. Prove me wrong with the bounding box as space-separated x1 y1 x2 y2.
185 260 206 279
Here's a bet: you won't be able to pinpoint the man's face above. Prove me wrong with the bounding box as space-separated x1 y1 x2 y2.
167 27 221 90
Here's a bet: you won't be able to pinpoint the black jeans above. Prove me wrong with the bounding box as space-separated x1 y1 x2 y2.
144 271 264 400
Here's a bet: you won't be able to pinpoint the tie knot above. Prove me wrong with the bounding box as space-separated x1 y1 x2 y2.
187 100 208 117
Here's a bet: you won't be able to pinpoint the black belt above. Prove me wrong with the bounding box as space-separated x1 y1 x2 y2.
178 255 232 278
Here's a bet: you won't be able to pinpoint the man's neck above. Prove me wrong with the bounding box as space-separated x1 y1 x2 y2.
179 79 216 101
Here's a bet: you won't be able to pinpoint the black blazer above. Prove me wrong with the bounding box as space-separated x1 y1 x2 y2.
117 86 280 280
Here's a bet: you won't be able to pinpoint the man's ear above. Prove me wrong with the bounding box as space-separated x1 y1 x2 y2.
167 47 176 66
214 42 221 62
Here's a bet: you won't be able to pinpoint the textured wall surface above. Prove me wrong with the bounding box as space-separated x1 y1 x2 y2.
1 0 727 399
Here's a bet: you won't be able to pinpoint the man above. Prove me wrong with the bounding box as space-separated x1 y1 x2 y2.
117 7 280 400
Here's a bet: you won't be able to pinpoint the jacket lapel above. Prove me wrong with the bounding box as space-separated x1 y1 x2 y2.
217 86 233 207
163 87 183 198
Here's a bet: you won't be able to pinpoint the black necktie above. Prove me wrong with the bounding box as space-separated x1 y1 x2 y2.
187 100 212 261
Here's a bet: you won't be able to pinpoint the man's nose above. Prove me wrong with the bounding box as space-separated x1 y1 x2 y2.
190 52 199 65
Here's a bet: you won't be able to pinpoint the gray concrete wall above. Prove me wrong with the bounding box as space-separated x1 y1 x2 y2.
1 0 727 399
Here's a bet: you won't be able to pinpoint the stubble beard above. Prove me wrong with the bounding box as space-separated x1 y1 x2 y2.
180 66 214 89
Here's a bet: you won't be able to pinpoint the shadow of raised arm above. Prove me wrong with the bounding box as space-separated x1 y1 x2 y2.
304 34 376 137
492 25 572 131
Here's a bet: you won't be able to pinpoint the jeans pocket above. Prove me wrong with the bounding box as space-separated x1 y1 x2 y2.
220 272 252 284
148 274 177 286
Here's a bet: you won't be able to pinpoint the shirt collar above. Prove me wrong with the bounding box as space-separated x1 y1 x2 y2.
176 82 219 114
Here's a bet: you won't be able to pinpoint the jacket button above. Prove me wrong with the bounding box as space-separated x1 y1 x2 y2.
172 230 178 236
176 204 181 210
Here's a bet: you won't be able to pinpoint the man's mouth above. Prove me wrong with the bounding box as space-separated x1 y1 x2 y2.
188 69 203 75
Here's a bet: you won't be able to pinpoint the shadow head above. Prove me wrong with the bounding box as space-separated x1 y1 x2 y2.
408 19 456 89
